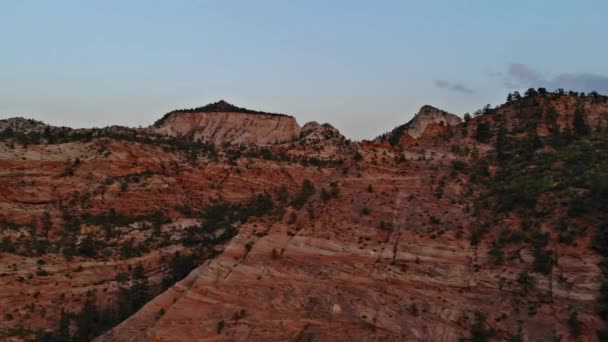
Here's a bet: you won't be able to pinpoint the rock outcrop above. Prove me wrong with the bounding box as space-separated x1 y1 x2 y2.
382 105 462 147
0 117 62 133
151 100 301 145
300 122 343 142
403 105 462 139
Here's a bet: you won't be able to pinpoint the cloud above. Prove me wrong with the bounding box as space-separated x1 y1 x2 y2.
504 63 608 93
551 73 608 93
505 63 544 87
434 80 475 94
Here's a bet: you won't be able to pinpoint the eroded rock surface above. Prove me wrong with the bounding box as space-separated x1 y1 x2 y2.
151 100 301 145
1 93 607 341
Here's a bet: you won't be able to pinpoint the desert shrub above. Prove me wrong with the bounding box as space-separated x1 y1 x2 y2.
271 248 280 260
217 320 226 334
516 271 536 291
408 303 418 316
469 311 495 342
78 235 101 258
0 236 15 253
161 252 197 289
475 122 492 143
452 160 468 173
532 248 554 274
568 311 582 338
379 221 394 232
291 179 315 209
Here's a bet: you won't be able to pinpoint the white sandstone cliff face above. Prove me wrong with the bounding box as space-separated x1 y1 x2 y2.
402 105 462 139
151 102 301 145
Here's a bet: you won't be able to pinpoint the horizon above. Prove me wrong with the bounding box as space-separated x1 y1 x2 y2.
2 1 608 139
2 3 608 339
3 89 604 142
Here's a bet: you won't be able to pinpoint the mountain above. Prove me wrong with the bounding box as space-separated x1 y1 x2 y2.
151 100 301 145
0 91 607 341
380 105 462 146
0 117 55 133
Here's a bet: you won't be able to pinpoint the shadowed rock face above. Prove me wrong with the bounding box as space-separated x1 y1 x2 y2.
151 100 301 145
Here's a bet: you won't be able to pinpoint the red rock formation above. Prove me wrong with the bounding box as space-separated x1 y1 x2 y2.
0 93 606 341
101 138 603 341
378 105 462 150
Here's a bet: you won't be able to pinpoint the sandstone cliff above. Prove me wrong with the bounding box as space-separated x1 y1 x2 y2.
381 105 462 146
1 91 607 341
151 100 301 145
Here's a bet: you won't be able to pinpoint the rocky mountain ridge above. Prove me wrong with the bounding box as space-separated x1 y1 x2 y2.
1 90 607 341
1 100 344 147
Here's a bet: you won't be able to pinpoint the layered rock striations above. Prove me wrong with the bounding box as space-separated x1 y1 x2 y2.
0 93 607 341
151 100 301 145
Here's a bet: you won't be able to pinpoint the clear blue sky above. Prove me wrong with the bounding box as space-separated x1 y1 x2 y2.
1 1 607 139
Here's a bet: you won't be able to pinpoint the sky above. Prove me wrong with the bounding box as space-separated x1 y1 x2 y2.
1 1 607 140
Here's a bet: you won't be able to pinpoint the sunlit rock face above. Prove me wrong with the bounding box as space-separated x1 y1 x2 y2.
151 100 301 145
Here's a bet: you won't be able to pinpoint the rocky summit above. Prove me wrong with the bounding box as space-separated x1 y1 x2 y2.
151 100 301 145
1 91 608 341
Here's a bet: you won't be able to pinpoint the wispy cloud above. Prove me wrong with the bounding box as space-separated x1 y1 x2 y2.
504 63 608 93
434 80 475 94
505 63 544 87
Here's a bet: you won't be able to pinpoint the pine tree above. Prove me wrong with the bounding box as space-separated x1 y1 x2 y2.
525 88 538 97
495 121 510 161
544 106 559 126
470 311 496 342
512 91 522 100
548 125 563 149
75 297 99 341
117 282 132 321
572 106 590 136
130 264 150 309
475 122 492 143
58 308 71 341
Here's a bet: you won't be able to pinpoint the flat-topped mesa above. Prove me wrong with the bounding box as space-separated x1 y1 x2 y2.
151 100 301 145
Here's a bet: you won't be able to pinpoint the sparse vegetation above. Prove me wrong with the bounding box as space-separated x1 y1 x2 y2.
2 90 608 340
271 248 280 260
291 179 316 209
568 311 582 338
516 271 536 291
378 220 394 232
469 311 495 342
475 122 492 143
217 320 226 334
